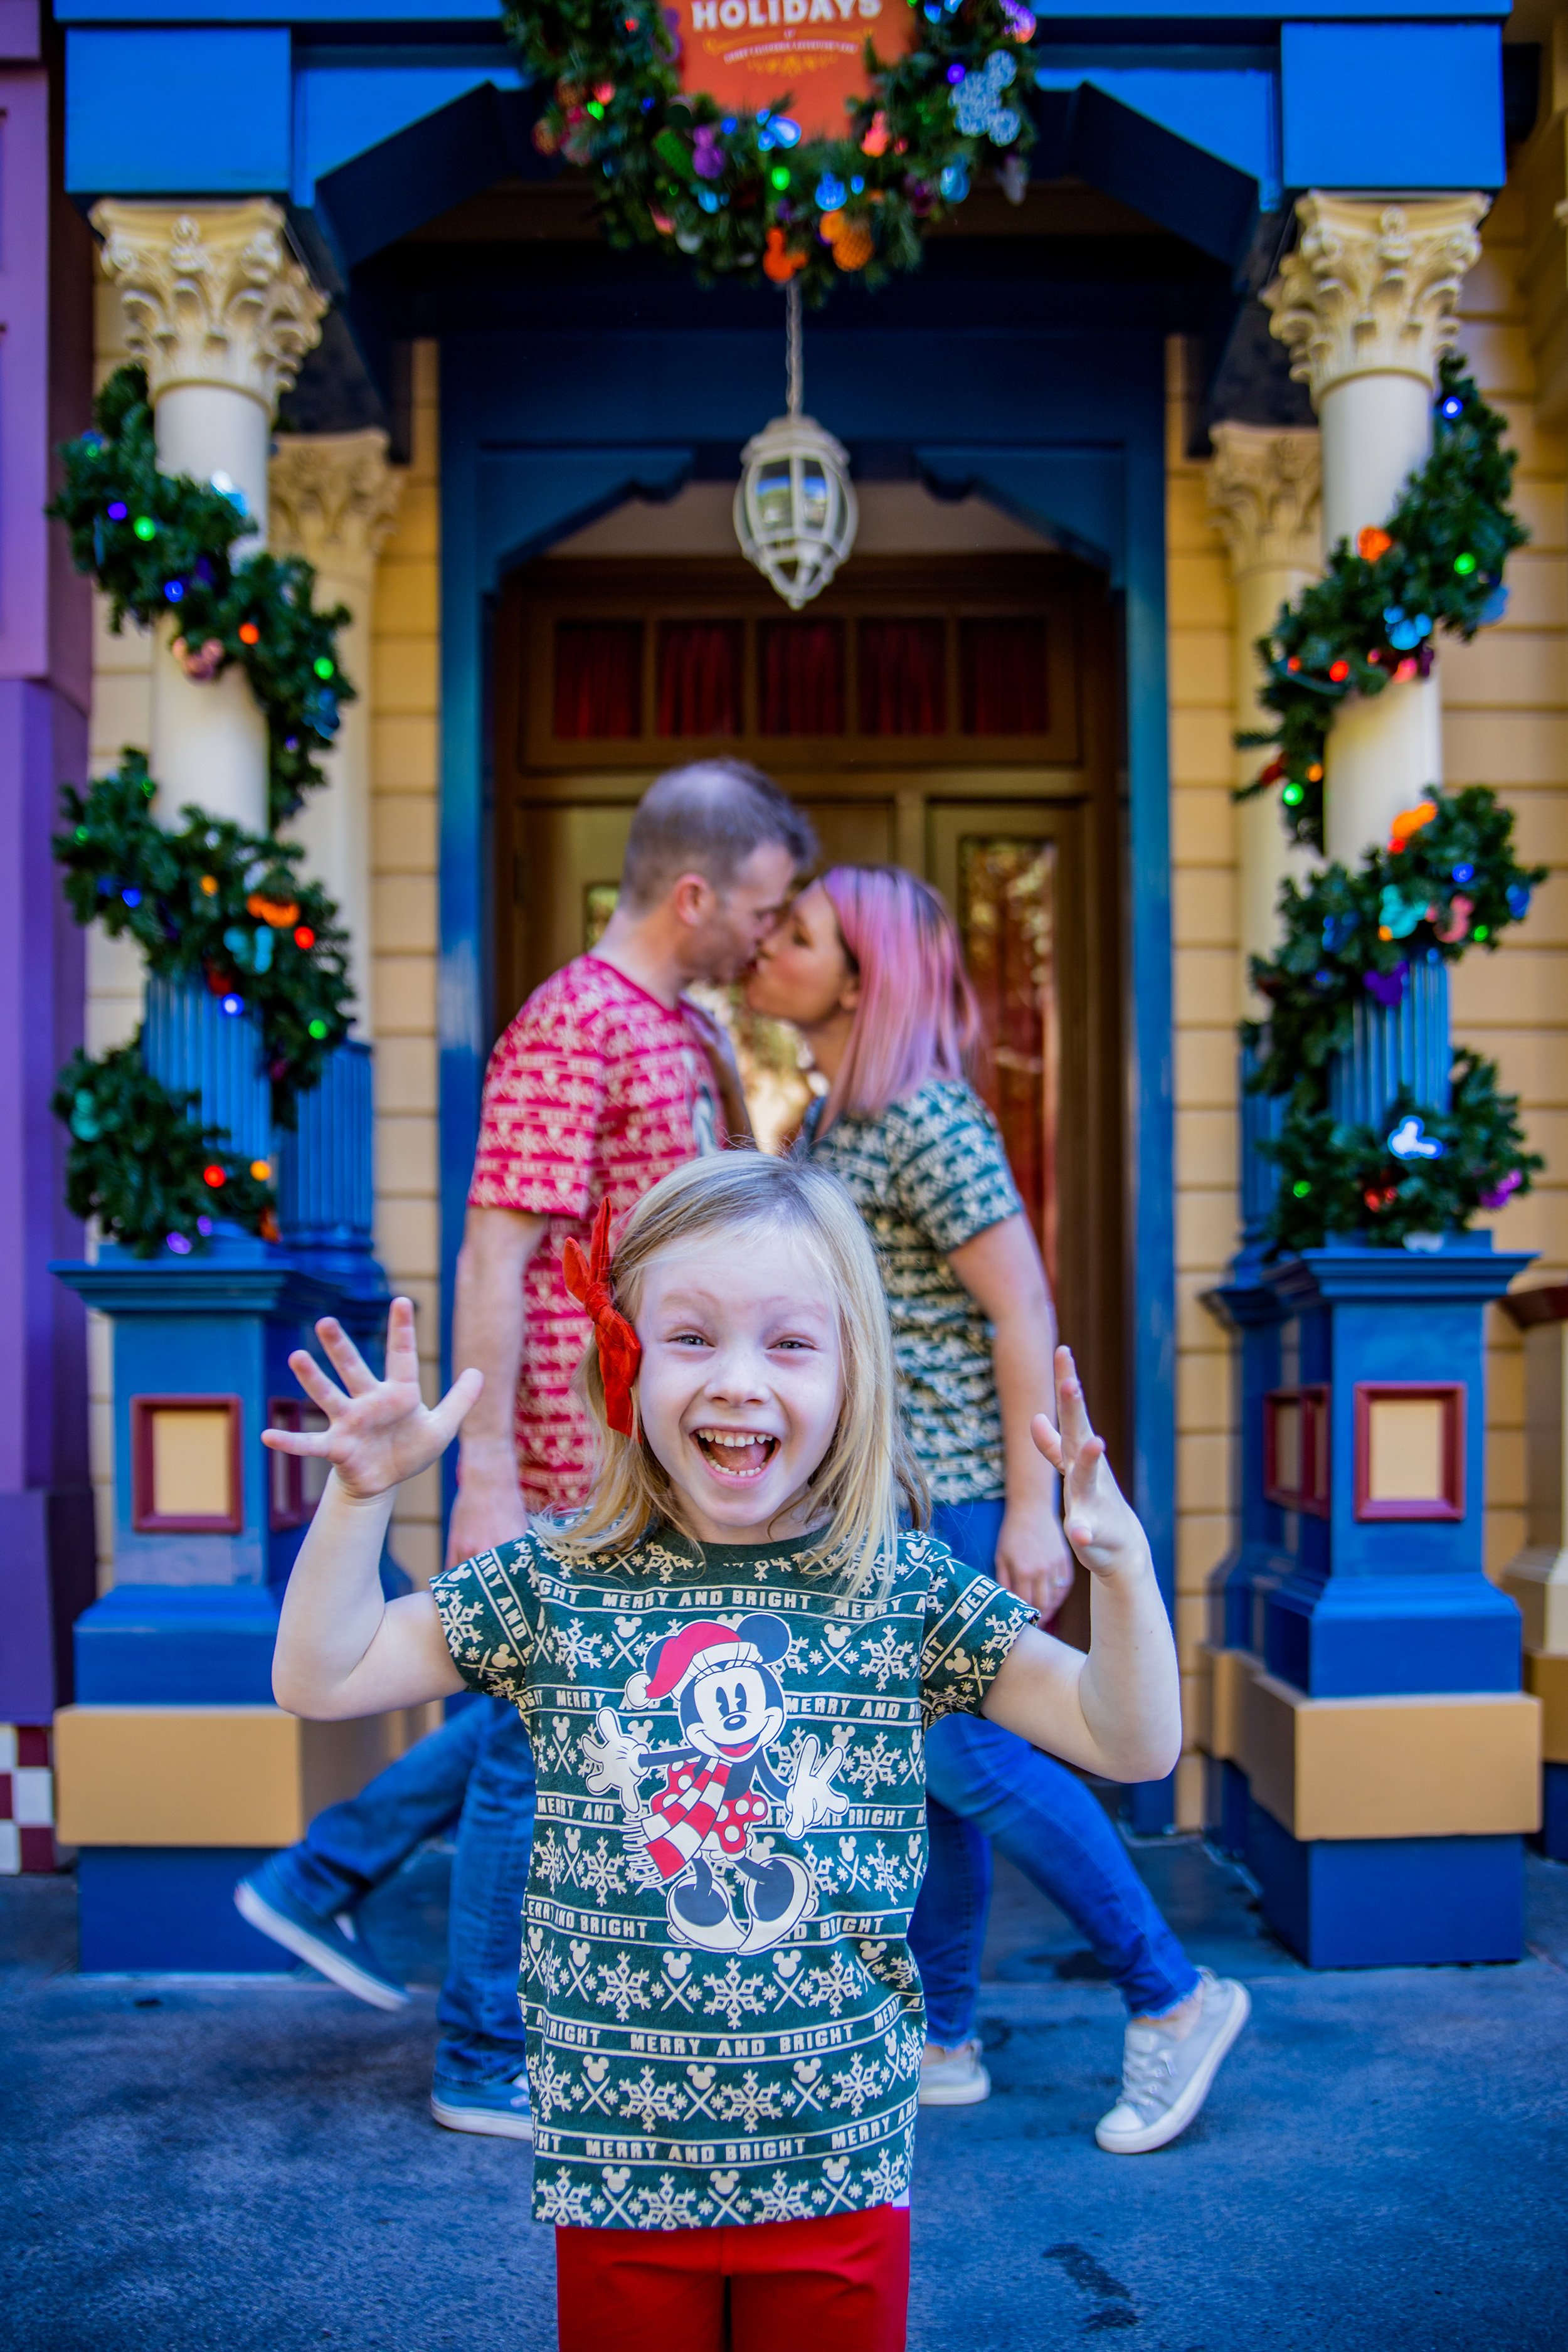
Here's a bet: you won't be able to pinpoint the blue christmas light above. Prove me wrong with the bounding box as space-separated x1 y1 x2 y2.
759 114 801 150
939 160 970 201
815 172 847 209
1507 882 1532 919
221 992 244 1017
107 501 127 521
945 61 965 83
120 886 142 908
164 580 184 602
1388 1115 1443 1162
1441 394 1464 418
1451 862 1475 884
197 1215 214 1237
166 1231 193 1255
951 49 1021 143
850 174 864 193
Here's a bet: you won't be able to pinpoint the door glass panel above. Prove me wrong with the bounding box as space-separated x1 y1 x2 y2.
959 617 1050 734
957 837 1059 1288
553 622 643 738
858 618 946 735
657 620 743 736
758 619 845 734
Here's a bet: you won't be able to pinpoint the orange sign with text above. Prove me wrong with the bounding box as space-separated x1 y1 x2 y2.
678 0 898 142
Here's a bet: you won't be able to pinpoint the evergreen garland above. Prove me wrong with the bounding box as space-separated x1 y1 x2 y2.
1246 786 1545 1252
53 1046 279 1260
1237 358 1526 850
507 0 1040 298
49 366 353 832
47 368 361 1256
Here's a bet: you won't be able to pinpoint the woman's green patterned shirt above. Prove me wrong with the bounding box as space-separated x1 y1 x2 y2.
805 1078 1022 1503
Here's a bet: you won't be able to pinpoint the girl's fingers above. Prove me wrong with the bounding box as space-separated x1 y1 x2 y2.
1052 1345 1098 1455
426 1365 485 1452
383 1295 420 1387
314 1315 376 1397
260 1426 334 1458
1030 1411 1064 1473
286 1347 347 1415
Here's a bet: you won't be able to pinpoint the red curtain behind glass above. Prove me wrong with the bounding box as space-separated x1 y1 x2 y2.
759 620 845 734
858 618 946 734
960 617 1049 734
553 622 643 738
657 620 744 736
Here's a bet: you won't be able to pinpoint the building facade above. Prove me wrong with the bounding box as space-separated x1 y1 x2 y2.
9 0 1568 1961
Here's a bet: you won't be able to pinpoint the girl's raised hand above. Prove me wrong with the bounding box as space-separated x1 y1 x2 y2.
261 1297 484 1501
1029 1344 1149 1581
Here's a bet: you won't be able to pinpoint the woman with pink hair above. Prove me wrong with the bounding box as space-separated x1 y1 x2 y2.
746 866 1248 2156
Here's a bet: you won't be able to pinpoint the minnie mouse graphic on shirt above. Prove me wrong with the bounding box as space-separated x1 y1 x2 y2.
581 1615 850 1955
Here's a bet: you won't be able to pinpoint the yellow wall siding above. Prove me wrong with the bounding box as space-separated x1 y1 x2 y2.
369 341 445 1587
1167 336 1241 1829
1450 181 1568 1582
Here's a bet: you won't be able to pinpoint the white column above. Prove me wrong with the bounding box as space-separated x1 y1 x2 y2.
1264 194 1486 864
91 202 326 835
270 433 405 1032
1206 424 1322 1001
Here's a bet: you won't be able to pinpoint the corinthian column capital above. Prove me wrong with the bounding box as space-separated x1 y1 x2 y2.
269 431 405 587
1264 193 1487 403
90 199 326 413
1206 424 1322 576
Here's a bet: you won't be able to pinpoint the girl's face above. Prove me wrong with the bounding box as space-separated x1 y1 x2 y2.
633 1227 845 1547
744 881 859 1030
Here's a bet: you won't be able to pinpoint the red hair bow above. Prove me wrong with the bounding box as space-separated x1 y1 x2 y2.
561 1197 642 1438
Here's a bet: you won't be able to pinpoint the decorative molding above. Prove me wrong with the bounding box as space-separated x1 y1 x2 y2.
90 200 326 413
1264 193 1487 403
269 430 405 586
1207 422 1322 576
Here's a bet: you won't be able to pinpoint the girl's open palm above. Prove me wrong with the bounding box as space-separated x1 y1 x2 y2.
1029 1345 1148 1579
261 1298 483 1500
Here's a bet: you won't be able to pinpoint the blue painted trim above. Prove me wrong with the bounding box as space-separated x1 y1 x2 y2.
1246 1804 1523 1968
1280 20 1505 193
77 1848 291 1973
65 26 292 194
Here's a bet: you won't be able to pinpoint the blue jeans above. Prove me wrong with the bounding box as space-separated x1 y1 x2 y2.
910 1496 1199 2043
272 1695 537 2088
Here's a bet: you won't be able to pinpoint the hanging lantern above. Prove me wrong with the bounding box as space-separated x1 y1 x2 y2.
734 281 857 610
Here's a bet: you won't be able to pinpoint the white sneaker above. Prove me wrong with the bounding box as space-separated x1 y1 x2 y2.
918 2040 991 2107
1094 1969 1250 2154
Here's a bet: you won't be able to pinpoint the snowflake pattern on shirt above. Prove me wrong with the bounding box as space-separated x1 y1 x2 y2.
431 1522 1036 2231
468 956 726 1510
805 1079 1023 1503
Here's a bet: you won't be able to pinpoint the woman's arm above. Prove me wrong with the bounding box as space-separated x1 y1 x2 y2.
267 1300 479 1720
979 1347 1182 1783
947 1214 1074 1615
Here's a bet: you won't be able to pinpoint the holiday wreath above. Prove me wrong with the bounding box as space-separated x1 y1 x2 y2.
1245 786 1545 1253
46 367 357 1258
1238 356 1525 852
507 0 1042 298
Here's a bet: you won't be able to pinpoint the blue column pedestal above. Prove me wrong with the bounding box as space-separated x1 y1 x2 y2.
1247 1804 1524 1968
77 1848 289 1973
1541 1762 1568 1860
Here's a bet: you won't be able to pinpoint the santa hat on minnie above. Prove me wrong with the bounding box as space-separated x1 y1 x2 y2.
625 1620 763 1710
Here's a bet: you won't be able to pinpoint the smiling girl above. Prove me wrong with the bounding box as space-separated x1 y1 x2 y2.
265 1152 1180 2352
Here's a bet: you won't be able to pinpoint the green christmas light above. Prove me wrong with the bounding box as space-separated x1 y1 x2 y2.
1291 1179 1311 1197
312 657 334 681
1454 552 1478 576
1282 781 1305 807
133 517 156 541
307 1017 329 1039
770 166 791 190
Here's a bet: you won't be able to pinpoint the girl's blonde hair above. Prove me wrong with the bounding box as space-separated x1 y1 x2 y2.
562 1151 926 1596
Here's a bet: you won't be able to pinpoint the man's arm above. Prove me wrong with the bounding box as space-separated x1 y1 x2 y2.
447 1204 546 1565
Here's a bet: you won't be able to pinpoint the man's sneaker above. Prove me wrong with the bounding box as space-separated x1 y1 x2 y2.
918 2040 991 2107
1095 1969 1250 2154
430 2075 534 2141
234 1859 409 2012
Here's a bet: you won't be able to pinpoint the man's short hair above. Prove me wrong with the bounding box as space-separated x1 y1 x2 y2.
619 759 817 913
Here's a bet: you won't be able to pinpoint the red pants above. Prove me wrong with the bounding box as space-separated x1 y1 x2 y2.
554 2204 909 2352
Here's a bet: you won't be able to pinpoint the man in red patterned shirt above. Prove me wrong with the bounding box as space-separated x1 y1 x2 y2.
448 758 815 1562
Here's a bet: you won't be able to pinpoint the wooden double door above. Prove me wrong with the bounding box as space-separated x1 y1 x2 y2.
492 552 1128 1476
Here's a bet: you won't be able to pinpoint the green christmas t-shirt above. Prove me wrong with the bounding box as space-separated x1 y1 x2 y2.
430 1521 1036 2230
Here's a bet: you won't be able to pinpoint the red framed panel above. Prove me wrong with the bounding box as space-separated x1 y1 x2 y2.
1353 1382 1466 1522
1263 1385 1330 1517
130 1396 243 1535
